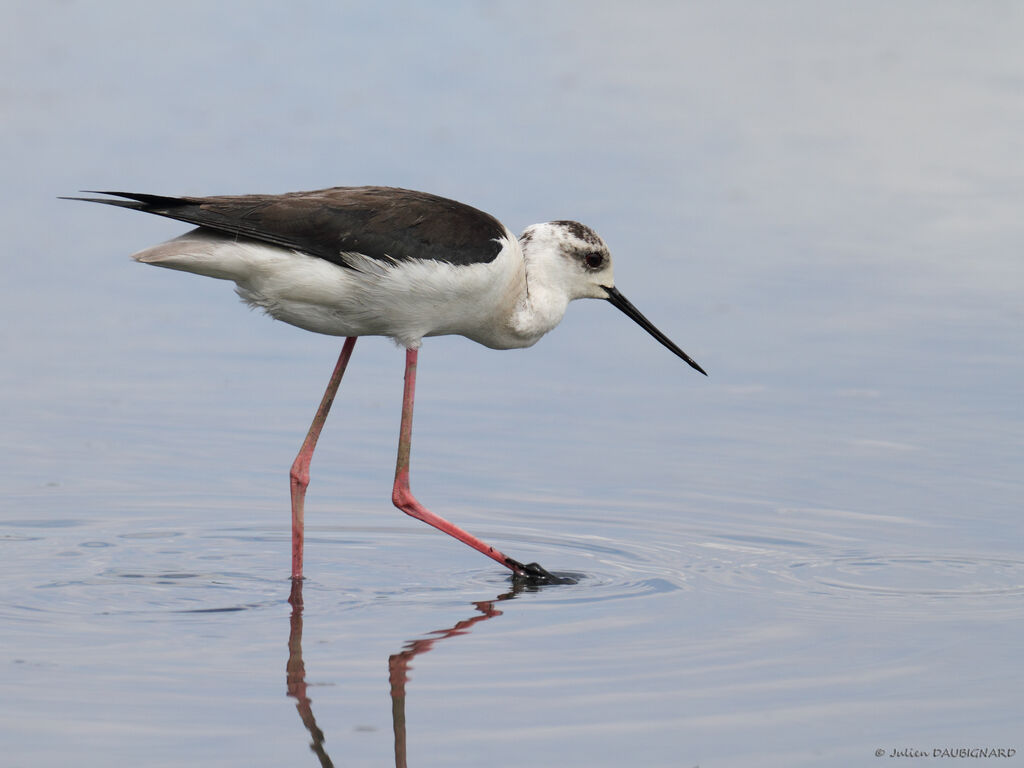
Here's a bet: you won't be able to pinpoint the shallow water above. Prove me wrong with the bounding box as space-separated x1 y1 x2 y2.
3 2 1023 766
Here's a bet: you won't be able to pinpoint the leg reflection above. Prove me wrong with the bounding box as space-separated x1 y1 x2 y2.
387 588 525 767
286 579 541 767
287 580 335 768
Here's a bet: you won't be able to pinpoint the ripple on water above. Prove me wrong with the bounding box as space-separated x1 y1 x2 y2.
26 567 284 618
791 553 1024 600
691 539 1024 620
6 517 1022 622
338 526 693 608
446 523 1024 621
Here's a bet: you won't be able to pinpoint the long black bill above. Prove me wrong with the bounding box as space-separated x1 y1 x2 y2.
604 286 707 376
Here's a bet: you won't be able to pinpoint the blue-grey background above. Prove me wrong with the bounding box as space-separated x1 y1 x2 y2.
2 2 1021 766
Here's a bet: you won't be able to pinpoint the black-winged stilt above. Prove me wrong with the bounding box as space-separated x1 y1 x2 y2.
65 187 706 582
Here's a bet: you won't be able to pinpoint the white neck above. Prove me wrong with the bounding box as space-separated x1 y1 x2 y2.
506 237 573 346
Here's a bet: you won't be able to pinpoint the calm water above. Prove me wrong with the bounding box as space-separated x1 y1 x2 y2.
2 2 1022 766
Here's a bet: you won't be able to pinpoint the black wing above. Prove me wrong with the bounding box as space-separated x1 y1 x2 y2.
63 186 508 267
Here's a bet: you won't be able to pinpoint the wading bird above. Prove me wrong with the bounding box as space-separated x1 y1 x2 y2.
65 187 706 582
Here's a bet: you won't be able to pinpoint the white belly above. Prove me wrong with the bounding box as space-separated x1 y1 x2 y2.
132 229 543 350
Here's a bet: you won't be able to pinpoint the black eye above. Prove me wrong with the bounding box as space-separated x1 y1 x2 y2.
584 252 604 269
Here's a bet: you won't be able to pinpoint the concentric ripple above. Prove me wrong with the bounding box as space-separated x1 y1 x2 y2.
787 553 1024 604
5 511 1022 622
686 537 1024 620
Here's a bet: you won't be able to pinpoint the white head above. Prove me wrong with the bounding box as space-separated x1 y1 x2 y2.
519 220 707 376
519 220 615 300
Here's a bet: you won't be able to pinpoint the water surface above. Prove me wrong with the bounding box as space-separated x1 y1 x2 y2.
2 2 1022 766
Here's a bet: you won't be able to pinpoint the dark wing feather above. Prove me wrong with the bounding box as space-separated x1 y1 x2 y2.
62 187 507 267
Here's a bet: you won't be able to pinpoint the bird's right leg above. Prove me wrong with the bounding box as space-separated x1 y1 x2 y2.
290 336 357 580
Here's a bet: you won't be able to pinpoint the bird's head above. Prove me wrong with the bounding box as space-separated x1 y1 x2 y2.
519 220 615 300
519 220 706 376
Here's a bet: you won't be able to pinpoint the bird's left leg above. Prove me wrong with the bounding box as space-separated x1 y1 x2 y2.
391 347 558 580
290 336 357 580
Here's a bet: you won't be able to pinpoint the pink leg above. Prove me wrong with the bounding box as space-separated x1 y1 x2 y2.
391 347 537 576
290 337 357 580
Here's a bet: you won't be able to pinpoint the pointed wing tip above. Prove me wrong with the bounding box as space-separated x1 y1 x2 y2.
59 193 146 208
60 191 189 212
60 190 127 197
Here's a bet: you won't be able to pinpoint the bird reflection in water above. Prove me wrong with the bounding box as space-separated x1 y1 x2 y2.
286 580 335 768
286 578 550 767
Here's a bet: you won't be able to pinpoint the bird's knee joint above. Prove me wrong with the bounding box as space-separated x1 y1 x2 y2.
392 486 413 510
290 467 310 489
